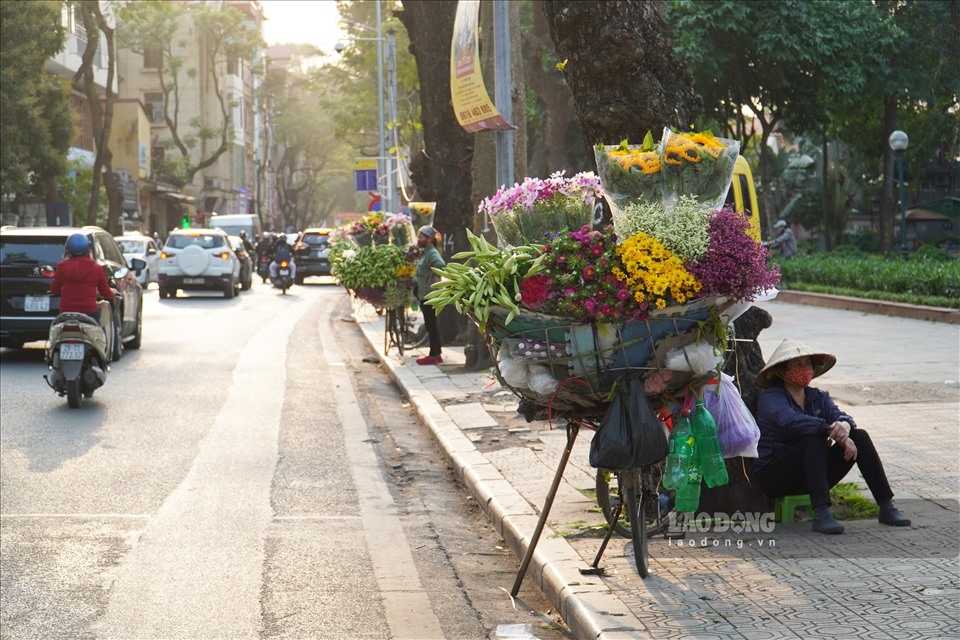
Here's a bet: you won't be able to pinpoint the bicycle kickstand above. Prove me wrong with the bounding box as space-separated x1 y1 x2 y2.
581 499 620 576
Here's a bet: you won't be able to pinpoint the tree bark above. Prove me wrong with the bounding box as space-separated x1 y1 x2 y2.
542 0 702 159
398 0 476 257
524 0 584 177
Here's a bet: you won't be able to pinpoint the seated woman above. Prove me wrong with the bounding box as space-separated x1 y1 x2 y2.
752 339 910 534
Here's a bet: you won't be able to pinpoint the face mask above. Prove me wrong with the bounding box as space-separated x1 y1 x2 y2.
781 363 814 387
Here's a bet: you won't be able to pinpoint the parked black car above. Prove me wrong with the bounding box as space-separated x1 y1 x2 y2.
0 226 145 357
293 228 332 284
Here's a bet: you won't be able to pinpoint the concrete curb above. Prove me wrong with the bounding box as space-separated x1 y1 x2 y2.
356 316 647 640
775 290 959 324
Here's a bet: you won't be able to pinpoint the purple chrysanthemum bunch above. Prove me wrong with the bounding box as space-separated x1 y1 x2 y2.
686 207 780 301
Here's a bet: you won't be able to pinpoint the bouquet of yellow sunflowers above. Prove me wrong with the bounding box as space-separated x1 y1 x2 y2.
594 130 663 218
660 127 739 213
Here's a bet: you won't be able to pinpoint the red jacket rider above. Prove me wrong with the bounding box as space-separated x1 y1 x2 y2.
50 233 114 319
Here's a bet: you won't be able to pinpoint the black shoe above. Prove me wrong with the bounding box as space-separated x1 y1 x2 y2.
879 507 911 527
812 513 844 534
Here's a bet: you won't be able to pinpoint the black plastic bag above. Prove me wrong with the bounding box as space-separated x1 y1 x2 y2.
589 375 669 470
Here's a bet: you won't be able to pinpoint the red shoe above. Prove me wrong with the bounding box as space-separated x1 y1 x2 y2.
416 355 443 365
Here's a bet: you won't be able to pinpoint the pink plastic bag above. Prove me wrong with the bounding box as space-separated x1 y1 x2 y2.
702 373 760 458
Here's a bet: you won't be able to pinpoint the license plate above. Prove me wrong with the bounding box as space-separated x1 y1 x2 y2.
25 295 50 312
279 269 289 276
60 342 85 360
183 277 204 284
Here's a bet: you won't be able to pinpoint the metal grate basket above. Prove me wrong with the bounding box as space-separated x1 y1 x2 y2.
481 297 733 420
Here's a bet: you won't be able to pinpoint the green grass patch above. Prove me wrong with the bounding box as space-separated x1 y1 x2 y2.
829 482 879 521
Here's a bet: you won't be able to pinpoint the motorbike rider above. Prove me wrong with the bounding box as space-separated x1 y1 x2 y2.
255 231 275 264
269 233 297 282
238 229 256 255
49 233 115 324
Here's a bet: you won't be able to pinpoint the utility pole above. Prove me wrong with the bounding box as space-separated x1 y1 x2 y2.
493 0 513 192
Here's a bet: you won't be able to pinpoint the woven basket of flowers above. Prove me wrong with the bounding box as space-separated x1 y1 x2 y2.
426 133 780 418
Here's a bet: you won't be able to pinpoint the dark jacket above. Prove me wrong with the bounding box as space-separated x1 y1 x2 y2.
416 245 445 300
753 384 856 476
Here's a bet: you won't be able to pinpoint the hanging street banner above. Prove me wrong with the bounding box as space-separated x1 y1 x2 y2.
450 0 513 133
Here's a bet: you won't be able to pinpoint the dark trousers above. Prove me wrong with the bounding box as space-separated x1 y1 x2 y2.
753 430 894 509
420 298 441 357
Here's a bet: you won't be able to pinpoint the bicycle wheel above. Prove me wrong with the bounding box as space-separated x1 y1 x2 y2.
597 466 674 539
624 472 649 577
384 308 406 356
595 469 631 538
641 463 674 537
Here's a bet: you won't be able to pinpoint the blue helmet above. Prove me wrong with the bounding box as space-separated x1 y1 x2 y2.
65 233 90 257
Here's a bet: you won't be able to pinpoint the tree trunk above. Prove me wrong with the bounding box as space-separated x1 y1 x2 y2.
400 0 484 355
524 0 584 177
76 1 122 233
398 0 476 256
542 1 773 514
542 0 702 159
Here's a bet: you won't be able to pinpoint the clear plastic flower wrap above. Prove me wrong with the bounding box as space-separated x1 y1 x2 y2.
408 202 436 229
594 132 662 232
479 171 603 246
660 127 740 213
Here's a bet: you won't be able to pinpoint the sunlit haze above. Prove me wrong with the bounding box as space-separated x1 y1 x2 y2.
261 0 346 52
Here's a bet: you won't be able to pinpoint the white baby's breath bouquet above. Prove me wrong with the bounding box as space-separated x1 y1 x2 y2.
617 195 711 263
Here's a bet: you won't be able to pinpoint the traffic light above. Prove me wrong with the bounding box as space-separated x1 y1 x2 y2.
181 214 190 229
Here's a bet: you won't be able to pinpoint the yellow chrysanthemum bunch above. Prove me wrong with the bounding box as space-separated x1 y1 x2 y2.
395 264 415 278
613 232 702 309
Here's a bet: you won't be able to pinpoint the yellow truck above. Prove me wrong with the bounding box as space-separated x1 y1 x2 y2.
727 155 761 242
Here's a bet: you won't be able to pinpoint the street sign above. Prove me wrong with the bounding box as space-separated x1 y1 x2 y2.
354 158 378 192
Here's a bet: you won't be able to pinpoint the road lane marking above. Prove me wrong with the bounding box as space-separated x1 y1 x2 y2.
91 304 305 639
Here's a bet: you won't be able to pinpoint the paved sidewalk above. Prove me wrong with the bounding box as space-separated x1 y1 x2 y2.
353 307 960 640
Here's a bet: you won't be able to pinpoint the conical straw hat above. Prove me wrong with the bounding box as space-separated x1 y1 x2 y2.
754 339 837 388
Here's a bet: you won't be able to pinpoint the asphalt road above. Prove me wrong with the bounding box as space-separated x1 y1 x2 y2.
0 280 571 640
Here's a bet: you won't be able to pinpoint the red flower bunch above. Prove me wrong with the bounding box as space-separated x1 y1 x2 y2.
522 225 647 322
519 274 550 309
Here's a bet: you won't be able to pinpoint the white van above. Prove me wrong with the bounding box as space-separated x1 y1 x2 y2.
209 214 263 240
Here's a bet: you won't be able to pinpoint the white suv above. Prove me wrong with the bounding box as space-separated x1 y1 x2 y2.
158 229 241 299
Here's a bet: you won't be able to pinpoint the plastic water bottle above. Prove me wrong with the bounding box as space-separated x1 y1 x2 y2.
692 401 729 488
663 416 696 490
674 467 702 513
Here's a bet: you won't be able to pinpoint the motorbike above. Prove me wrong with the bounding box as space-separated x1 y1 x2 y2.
272 259 294 294
44 299 112 408
257 255 272 283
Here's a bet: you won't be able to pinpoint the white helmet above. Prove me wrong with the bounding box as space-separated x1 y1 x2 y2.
775 220 787 228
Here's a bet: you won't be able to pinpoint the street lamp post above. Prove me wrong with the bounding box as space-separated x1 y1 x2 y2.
339 7 392 215
888 130 909 259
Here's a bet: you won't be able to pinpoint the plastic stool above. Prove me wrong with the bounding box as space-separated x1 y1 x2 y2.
775 494 812 523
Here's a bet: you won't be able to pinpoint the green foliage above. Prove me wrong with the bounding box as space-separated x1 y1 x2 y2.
0 0 73 196
330 242 411 291
117 1 263 184
58 160 107 227
775 253 960 307
840 227 881 254
910 244 953 263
